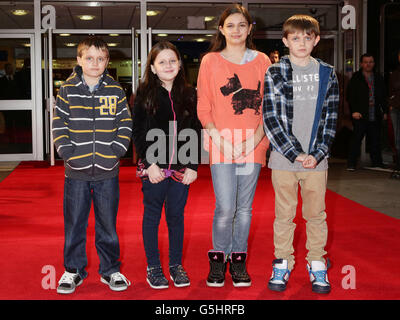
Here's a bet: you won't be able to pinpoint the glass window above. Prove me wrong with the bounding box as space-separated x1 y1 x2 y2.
0 110 32 154
0 38 31 100
0 2 34 29
52 33 133 98
42 1 140 29
147 2 232 30
249 4 338 32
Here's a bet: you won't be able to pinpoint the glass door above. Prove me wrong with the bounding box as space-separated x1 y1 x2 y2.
46 29 137 165
147 29 216 87
0 34 36 161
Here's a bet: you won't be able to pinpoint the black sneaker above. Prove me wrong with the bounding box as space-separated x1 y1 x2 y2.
169 265 190 287
229 252 251 287
146 266 169 289
206 251 227 287
100 272 131 291
57 270 83 294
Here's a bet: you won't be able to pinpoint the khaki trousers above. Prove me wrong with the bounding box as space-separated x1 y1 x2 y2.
271 170 328 270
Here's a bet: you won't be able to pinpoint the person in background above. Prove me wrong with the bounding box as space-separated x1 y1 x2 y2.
346 53 388 171
269 50 280 64
389 48 400 179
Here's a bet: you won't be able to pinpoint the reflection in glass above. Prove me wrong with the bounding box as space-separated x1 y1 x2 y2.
249 4 338 31
0 110 32 154
0 39 31 100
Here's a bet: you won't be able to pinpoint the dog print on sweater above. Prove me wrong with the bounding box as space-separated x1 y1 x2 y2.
220 73 261 115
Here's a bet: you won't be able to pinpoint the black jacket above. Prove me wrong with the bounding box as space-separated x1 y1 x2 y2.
346 69 387 120
132 85 201 171
389 66 400 110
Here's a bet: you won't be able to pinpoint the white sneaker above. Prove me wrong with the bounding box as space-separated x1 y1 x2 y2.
307 260 331 294
268 259 290 292
101 272 131 291
57 271 83 294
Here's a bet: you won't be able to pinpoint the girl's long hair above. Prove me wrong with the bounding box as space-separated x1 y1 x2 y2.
208 3 256 52
136 41 189 116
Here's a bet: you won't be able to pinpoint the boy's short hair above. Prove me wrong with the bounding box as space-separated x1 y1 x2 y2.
77 36 109 58
283 14 320 38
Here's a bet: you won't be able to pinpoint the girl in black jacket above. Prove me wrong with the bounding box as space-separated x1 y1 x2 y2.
132 41 201 289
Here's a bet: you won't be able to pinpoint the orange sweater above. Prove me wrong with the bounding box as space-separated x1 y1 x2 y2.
197 51 271 165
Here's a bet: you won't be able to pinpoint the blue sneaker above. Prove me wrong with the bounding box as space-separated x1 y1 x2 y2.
146 266 169 289
268 259 290 292
307 260 331 294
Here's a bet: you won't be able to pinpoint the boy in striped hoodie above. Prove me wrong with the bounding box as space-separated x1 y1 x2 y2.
53 36 132 294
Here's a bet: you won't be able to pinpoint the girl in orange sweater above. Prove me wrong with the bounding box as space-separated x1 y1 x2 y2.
197 4 270 288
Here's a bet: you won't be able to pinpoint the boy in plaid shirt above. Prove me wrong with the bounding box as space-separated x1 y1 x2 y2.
263 15 339 294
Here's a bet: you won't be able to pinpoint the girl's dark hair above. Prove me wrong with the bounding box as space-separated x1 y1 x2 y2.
136 41 189 116
208 3 255 52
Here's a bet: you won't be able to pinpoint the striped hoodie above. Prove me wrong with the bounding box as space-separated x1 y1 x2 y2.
52 65 132 181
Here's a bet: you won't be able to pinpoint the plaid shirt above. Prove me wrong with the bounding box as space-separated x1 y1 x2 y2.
262 56 339 164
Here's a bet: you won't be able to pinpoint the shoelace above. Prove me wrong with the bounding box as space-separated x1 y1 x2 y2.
210 261 225 276
171 265 188 281
148 267 167 283
272 268 287 280
110 272 131 286
311 270 328 284
231 262 248 276
59 271 77 285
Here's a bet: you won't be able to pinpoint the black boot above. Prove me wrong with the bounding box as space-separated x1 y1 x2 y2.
206 251 226 287
229 252 251 287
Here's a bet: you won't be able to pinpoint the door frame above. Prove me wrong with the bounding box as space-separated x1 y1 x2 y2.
0 33 37 161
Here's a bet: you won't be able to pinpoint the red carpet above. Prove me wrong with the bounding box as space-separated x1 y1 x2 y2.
0 163 399 300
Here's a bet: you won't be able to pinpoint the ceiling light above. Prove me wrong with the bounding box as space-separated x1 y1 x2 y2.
204 16 214 22
146 10 160 16
65 43 77 47
87 2 101 6
12 10 29 16
78 15 95 21
157 34 168 37
22 43 31 47
107 43 118 47
196 38 205 42
59 33 70 37
206 34 214 37
109 34 119 37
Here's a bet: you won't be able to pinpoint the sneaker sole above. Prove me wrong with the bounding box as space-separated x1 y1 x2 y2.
206 280 225 288
268 282 287 292
146 278 169 289
56 279 83 294
170 275 190 288
312 284 331 294
232 281 251 288
100 277 129 292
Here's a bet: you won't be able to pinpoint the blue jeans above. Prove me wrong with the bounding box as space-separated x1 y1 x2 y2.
142 178 189 267
210 163 261 255
391 109 400 169
63 176 121 279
